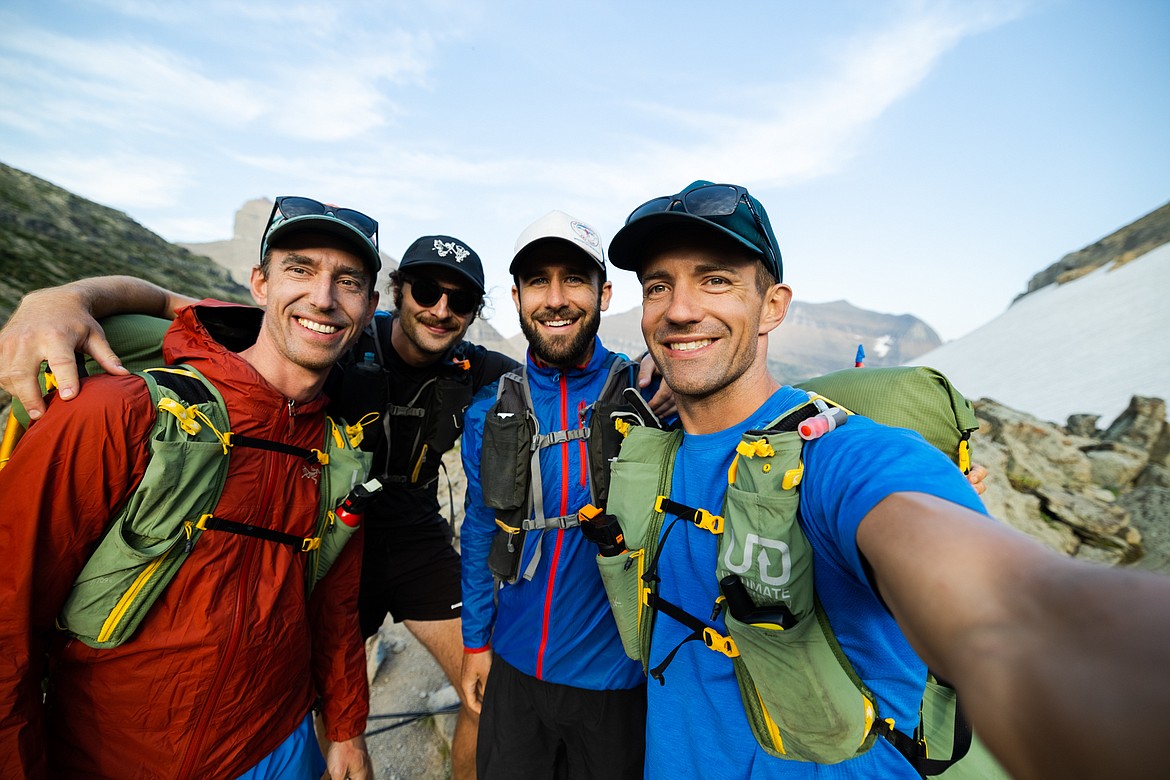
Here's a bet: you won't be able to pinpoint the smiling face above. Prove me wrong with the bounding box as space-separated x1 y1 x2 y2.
390 266 480 366
639 233 790 427
512 248 611 369
249 230 378 399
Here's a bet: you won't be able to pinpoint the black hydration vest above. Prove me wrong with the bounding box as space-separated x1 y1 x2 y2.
334 313 474 490
479 354 658 583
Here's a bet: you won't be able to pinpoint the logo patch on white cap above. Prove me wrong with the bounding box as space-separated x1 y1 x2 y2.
433 239 470 263
572 221 600 248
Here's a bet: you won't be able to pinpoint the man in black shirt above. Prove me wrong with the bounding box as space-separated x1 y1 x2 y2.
339 236 518 780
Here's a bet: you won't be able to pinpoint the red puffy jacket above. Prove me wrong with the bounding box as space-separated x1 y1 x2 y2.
0 302 368 780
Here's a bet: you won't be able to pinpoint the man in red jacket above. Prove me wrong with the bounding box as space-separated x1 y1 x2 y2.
0 197 380 780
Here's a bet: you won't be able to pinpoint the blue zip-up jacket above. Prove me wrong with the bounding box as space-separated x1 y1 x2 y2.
461 337 645 690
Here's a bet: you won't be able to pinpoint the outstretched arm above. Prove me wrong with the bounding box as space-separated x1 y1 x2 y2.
0 276 194 418
858 492 1170 780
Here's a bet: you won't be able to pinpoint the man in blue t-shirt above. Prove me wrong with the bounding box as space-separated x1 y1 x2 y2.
600 180 1170 780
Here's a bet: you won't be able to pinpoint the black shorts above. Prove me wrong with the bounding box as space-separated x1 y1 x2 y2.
477 655 646 780
358 518 462 638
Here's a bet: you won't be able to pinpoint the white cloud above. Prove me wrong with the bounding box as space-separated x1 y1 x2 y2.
26 153 191 210
563 2 1027 201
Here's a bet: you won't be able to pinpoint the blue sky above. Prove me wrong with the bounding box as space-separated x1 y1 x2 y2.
1 0 1167 341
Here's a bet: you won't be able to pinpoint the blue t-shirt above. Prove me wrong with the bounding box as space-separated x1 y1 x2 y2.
644 387 986 779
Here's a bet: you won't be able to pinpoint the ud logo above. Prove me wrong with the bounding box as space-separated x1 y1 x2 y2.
723 530 792 587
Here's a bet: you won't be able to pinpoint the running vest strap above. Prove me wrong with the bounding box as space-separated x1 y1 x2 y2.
599 366 1004 776
336 312 474 488
56 365 374 650
479 354 641 584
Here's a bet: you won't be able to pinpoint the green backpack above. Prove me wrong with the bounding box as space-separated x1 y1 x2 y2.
42 338 374 648
10 313 374 650
598 366 1005 777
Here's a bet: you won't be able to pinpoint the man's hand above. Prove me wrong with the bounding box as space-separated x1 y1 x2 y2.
323 734 373 780
636 352 676 419
0 288 124 419
459 649 492 716
966 463 989 496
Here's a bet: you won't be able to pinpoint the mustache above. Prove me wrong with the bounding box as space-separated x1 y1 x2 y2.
416 312 460 329
533 306 577 322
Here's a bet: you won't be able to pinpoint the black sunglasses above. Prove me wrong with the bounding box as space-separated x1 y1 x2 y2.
626 183 778 273
266 196 379 247
405 275 480 316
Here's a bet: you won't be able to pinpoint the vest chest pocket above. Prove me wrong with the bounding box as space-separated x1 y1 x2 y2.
481 412 531 512
725 609 879 763
596 549 647 663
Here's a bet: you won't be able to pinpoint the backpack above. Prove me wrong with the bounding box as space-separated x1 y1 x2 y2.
598 366 1005 777
478 354 642 583
32 340 376 649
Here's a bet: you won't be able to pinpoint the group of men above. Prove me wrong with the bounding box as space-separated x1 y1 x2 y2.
1 182 1169 780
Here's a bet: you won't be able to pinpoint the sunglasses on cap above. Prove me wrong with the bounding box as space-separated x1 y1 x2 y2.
626 183 779 273
266 196 379 246
405 274 481 316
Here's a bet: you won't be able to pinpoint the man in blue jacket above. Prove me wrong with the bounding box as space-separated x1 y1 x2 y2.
459 210 650 780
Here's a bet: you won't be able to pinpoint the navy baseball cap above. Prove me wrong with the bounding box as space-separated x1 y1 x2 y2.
608 180 783 281
262 196 382 276
398 235 486 293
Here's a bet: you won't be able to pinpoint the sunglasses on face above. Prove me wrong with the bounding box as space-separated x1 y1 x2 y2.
406 275 480 316
266 196 379 247
626 183 779 272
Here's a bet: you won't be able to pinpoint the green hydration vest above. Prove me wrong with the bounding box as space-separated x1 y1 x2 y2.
57 365 374 649
479 354 644 583
600 366 1006 777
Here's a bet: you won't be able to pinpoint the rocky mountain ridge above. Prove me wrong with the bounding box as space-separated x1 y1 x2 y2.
1019 198 1170 300
0 162 249 323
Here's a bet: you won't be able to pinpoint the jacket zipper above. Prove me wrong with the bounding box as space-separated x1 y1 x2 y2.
535 372 571 680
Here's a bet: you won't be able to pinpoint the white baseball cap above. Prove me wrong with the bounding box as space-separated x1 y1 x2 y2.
510 210 606 274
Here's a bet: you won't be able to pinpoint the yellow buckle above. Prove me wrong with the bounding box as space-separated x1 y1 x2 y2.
614 418 631 437
157 398 202 436
694 508 724 534
735 439 775 459
782 465 804 490
311 448 329 465
959 438 972 474
301 536 321 552
195 513 214 531
703 627 739 658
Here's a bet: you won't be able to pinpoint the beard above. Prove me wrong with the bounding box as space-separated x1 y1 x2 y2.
520 303 602 367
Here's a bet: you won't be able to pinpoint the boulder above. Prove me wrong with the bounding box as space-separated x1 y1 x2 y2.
971 437 1080 555
976 400 1093 487
1117 487 1170 574
1066 414 1101 438
1032 485 1139 563
1082 442 1150 490
1136 463 1170 489
1101 396 1167 451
